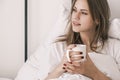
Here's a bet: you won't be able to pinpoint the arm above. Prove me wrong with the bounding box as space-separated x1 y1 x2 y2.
84 55 111 80
89 64 112 80
45 64 65 80
92 70 111 80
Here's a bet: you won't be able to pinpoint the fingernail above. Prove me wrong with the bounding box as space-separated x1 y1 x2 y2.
80 52 83 54
63 64 67 66
81 56 84 59
62 67 65 69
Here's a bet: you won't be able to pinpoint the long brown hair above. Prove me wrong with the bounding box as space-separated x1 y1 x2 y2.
56 0 110 52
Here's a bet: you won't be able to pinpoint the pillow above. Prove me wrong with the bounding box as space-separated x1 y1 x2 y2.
45 0 72 44
108 18 120 39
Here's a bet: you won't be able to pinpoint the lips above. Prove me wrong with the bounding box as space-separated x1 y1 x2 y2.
72 21 81 26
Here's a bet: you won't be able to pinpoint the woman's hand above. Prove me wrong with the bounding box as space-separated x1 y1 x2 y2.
64 53 97 77
57 44 77 72
63 50 111 80
45 44 76 80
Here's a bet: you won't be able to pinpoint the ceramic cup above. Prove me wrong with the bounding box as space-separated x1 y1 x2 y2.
66 44 86 62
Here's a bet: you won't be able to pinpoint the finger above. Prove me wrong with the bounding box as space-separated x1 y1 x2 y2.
62 62 74 73
65 68 73 73
65 62 76 70
71 56 84 61
72 61 82 66
65 64 80 74
67 44 76 50
66 65 75 71
69 51 83 58
65 64 74 73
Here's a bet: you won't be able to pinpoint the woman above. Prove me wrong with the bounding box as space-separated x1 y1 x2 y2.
15 0 120 80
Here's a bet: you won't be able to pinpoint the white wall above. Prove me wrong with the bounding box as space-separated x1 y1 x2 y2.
28 0 61 56
0 0 24 79
108 0 120 20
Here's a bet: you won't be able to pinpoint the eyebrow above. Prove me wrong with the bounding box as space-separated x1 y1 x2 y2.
81 9 88 12
73 6 88 12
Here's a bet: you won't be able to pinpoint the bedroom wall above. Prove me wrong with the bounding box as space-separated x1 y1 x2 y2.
108 0 120 20
28 0 61 56
0 0 24 79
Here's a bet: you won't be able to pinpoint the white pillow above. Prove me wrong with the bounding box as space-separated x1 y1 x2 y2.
45 0 72 44
108 18 120 39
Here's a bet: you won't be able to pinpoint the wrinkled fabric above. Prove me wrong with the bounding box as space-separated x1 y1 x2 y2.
15 38 120 80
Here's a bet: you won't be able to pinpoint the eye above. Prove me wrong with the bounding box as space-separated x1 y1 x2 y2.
81 12 88 15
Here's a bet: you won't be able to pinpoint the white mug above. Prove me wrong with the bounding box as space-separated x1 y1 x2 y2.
66 44 86 62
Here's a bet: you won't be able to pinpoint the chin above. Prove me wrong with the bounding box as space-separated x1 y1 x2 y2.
72 25 81 32
72 29 80 33
72 27 90 33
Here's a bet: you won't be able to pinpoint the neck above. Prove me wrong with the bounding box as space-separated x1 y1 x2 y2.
80 32 95 52
80 31 95 46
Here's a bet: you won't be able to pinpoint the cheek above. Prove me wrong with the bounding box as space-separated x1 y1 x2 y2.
81 17 94 29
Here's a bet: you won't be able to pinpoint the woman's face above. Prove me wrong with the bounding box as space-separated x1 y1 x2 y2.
71 0 96 33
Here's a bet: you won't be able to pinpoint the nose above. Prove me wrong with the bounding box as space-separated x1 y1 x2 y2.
74 12 80 20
